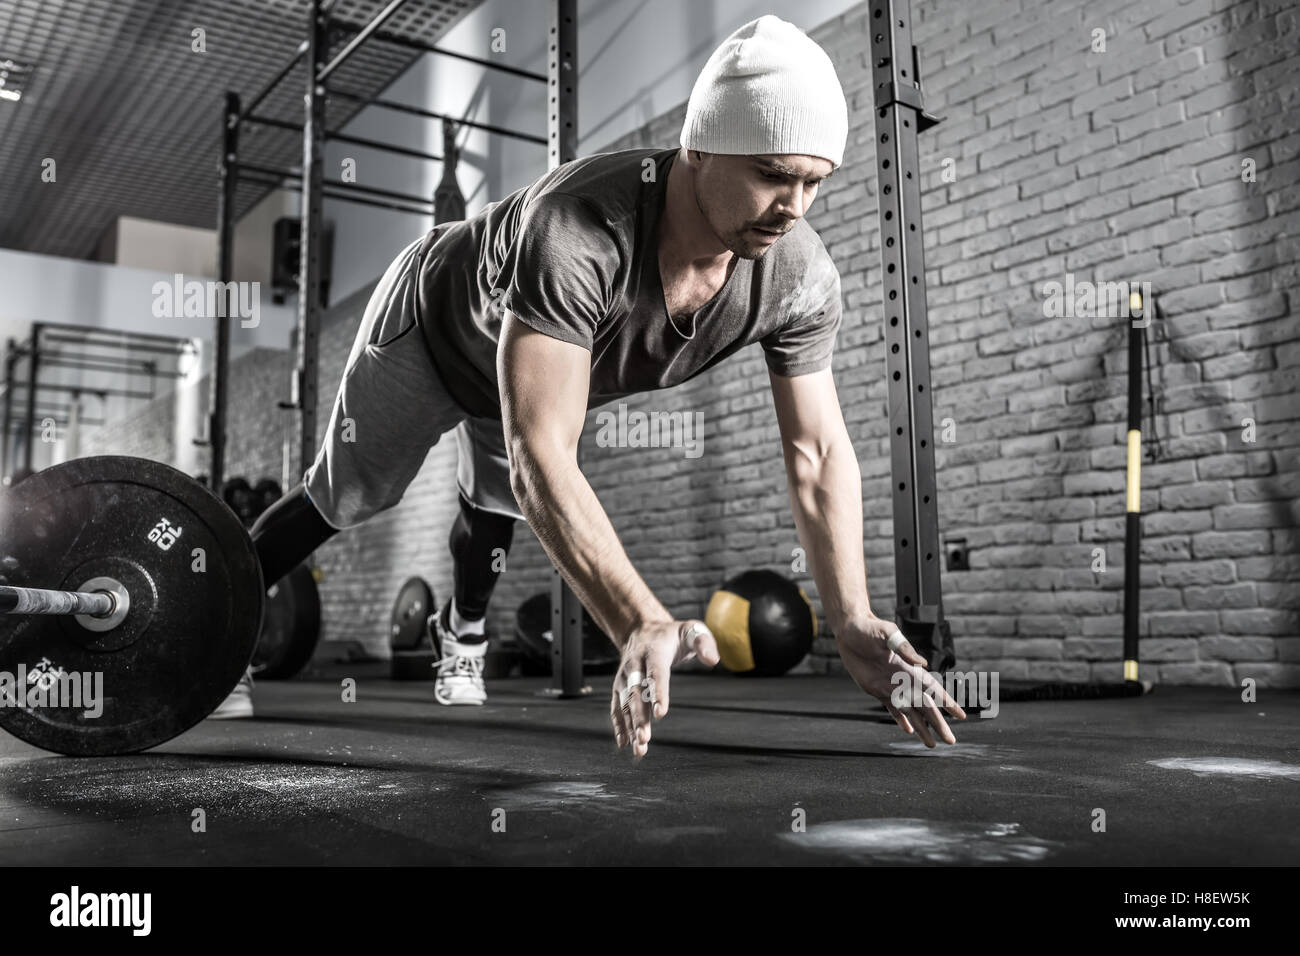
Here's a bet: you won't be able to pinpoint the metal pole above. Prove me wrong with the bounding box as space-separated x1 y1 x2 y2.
33 358 185 379
0 585 115 618
245 113 445 164
327 89 548 146
39 335 194 358
327 179 443 206
295 0 329 483
234 160 303 179
35 322 194 347
211 91 240 493
868 0 952 672
317 0 413 82
241 175 434 216
22 325 39 475
35 352 171 370
1123 304 1144 683
239 40 308 123
330 22 548 82
6 382 156 401
236 160 441 207
547 0 586 699
1 340 15 480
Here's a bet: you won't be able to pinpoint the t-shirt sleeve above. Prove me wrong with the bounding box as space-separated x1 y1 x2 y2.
761 250 843 377
496 193 618 351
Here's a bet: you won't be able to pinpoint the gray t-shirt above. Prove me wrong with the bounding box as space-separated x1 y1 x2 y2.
415 147 842 419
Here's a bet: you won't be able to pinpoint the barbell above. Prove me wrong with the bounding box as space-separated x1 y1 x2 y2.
0 455 264 756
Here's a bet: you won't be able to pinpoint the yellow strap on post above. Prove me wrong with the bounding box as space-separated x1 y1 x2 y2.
1126 430 1142 513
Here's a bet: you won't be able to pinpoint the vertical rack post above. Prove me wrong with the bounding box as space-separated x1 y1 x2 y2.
1 339 16 482
546 0 588 698
1123 300 1145 684
867 1 953 671
211 91 241 493
21 325 40 477
294 0 329 483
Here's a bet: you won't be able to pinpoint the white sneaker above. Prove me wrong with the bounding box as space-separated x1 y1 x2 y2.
209 669 254 719
432 602 488 706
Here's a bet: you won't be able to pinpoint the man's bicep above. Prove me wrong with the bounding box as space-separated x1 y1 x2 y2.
497 311 591 459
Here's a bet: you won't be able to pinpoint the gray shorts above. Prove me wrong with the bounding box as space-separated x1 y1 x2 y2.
303 236 523 529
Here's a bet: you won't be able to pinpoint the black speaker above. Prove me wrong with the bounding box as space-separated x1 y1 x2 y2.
270 217 333 307
270 217 298 304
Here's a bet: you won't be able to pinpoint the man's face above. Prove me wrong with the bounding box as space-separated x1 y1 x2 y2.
690 152 835 259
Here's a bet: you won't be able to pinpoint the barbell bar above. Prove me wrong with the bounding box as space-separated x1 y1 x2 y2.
0 584 118 618
0 577 133 632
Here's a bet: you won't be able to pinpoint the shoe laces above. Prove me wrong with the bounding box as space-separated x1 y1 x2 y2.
436 651 484 681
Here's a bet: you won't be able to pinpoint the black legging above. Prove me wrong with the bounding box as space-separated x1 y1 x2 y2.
448 492 516 621
249 483 339 587
250 484 515 622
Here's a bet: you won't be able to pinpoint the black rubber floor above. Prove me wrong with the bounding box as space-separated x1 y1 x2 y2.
1 670 1296 865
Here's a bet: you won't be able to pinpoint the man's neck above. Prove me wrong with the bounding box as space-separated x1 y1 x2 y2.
660 148 733 273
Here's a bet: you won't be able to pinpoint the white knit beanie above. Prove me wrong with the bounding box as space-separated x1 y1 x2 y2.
680 15 848 168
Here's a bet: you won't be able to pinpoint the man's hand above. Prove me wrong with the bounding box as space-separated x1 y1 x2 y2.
611 619 719 757
836 616 966 747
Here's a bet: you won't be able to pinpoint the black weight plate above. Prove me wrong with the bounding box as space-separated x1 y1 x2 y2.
390 577 434 651
0 456 263 756
514 591 620 675
250 563 321 679
222 477 256 527
251 478 283 522
390 649 437 681
221 476 251 509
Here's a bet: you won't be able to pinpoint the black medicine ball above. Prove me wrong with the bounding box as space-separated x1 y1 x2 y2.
705 569 818 676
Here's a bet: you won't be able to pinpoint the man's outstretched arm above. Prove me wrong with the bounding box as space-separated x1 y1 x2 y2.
768 366 965 746
498 313 718 756
498 313 666 646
